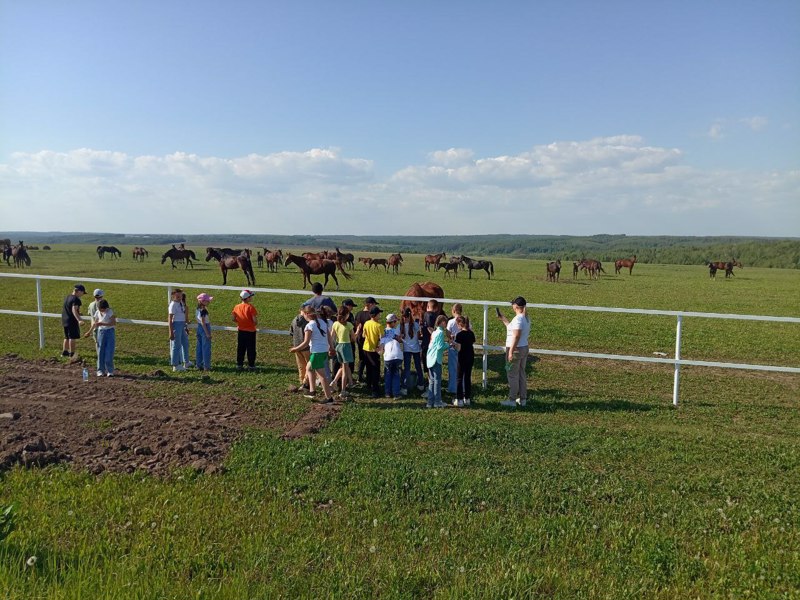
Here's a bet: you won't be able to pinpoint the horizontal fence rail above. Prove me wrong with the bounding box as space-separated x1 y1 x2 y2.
1 272 798 406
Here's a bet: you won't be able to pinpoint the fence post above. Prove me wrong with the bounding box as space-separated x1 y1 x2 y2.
35 277 45 349
482 303 489 389
672 314 683 407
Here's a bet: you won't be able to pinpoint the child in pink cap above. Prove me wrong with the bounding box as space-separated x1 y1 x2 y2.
195 293 214 371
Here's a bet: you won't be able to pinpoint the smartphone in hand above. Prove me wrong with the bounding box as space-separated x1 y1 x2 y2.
495 307 502 317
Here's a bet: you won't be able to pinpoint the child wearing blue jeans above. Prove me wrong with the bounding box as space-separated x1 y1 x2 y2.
425 315 450 408
379 313 403 398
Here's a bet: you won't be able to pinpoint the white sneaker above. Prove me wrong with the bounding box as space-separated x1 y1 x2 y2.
172 365 186 372
500 399 517 408
452 398 460 407
106 372 113 377
96 370 104 377
517 399 527 407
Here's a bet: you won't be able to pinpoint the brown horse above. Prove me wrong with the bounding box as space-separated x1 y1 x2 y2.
284 253 352 290
388 253 403 274
369 258 389 271
576 258 604 279
132 246 149 261
334 247 355 270
708 259 742 279
437 262 459 277
424 252 446 271
262 248 283 272
206 248 256 286
10 243 31 268
614 255 637 275
357 257 372 268
546 260 561 282
399 282 446 322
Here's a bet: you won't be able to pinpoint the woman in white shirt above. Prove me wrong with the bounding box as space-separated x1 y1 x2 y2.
84 299 117 377
497 296 531 407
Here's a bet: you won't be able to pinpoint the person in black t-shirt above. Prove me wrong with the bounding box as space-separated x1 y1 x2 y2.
452 315 476 407
61 284 86 357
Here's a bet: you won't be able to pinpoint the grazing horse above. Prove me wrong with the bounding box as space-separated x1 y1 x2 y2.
161 247 196 269
388 253 403 274
576 258 604 279
97 245 122 260
399 282 446 322
546 260 561 282
42 245 51 250
284 253 352 291
132 246 149 261
460 255 495 279
334 247 355 270
206 248 256 286
358 257 372 268
614 255 637 275
437 261 459 277
369 258 389 271
424 252 446 271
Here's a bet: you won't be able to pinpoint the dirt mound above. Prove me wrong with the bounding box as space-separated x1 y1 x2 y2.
0 355 339 476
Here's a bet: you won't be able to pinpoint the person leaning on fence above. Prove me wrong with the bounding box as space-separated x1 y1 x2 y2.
83 299 117 377
498 296 531 408
232 289 258 371
61 284 86 358
446 303 469 395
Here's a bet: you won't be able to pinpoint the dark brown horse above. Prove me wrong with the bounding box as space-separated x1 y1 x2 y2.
437 262 459 277
576 258 604 279
284 253 352 290
97 245 122 260
399 282 446 322
206 248 256 286
708 259 742 279
161 247 196 269
262 248 283 272
614 255 637 275
460 255 494 280
334 247 355 270
388 253 403 274
358 257 372 268
369 258 389 271
424 252 446 271
546 260 561 282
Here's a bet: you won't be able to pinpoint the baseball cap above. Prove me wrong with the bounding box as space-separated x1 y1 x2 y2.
365 296 378 305
74 284 86 293
240 289 255 300
342 298 356 307
511 296 527 307
386 313 398 322
92 288 104 297
197 293 214 303
369 306 383 316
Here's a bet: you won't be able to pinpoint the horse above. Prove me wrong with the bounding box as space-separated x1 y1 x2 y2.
424 252 446 271
614 255 637 275
334 247 355 270
388 253 403 274
437 261 459 277
576 258 604 279
2 245 11 265
399 282 446 322
10 244 31 268
573 261 581 279
97 245 122 260
460 255 494 279
263 249 283 272
206 248 256 286
369 258 389 271
707 259 742 279
42 246 51 250
284 253 352 291
546 260 561 282
161 247 196 269
132 247 148 261
358 257 372 268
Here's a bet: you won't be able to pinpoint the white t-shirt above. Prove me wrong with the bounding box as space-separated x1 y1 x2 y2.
196 308 210 326
168 300 186 323
401 321 421 353
380 326 403 361
95 308 115 329
305 319 332 354
505 314 530 348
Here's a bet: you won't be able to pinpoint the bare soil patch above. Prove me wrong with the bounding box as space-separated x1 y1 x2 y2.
0 355 340 476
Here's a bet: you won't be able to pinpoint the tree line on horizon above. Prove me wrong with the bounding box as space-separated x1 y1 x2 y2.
3 233 799 269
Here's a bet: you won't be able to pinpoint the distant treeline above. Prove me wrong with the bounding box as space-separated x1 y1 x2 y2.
4 232 799 268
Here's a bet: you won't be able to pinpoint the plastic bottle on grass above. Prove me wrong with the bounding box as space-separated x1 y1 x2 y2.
82 368 89 382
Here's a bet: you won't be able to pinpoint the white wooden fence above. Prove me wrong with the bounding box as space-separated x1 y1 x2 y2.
1 272 798 406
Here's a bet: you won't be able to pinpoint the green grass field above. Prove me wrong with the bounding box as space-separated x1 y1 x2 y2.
1 245 798 598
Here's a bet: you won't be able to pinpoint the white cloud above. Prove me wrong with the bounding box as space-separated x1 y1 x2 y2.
707 121 725 139
740 116 768 132
0 140 797 236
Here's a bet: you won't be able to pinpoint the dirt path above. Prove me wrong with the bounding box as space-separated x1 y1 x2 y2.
0 355 341 476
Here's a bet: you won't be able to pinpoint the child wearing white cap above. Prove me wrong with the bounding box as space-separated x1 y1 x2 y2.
87 289 107 351
379 313 403 398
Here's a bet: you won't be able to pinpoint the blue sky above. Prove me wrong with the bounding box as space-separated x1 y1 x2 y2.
1 1 798 236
